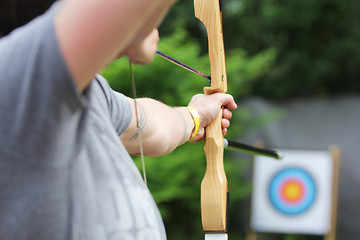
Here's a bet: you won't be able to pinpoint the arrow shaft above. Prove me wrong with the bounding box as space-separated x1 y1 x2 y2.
156 50 211 82
224 139 282 160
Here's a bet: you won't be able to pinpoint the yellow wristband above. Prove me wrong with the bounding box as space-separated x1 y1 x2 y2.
186 107 200 141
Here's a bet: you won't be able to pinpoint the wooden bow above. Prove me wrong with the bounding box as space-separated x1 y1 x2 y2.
194 0 229 239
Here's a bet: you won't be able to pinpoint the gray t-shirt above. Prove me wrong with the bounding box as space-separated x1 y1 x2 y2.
0 4 166 240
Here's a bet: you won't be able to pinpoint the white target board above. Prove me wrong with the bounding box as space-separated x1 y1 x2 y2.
250 149 334 235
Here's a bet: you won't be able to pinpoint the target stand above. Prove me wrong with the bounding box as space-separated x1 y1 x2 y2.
246 144 340 240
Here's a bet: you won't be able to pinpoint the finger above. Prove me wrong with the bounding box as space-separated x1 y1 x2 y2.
190 127 205 143
221 118 230 129
222 127 227 136
221 118 230 136
222 94 237 110
213 93 237 110
222 108 232 119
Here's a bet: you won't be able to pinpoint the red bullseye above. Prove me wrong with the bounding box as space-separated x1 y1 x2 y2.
280 179 305 204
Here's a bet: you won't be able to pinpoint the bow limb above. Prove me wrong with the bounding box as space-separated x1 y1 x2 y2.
194 0 228 239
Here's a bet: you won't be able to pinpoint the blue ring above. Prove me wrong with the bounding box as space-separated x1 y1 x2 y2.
268 168 316 215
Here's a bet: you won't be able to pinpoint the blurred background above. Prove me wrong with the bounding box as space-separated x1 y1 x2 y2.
100 0 360 239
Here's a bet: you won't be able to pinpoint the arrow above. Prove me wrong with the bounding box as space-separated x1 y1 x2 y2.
224 139 282 160
156 50 211 82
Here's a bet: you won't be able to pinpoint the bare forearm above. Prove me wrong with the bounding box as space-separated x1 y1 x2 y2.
121 98 194 156
121 93 237 156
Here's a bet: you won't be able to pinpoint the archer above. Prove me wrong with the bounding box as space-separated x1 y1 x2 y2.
0 0 237 239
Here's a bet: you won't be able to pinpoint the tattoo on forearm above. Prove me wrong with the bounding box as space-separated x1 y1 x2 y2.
174 108 188 143
130 101 147 141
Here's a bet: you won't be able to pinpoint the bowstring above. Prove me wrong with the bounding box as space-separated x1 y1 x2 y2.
129 60 147 185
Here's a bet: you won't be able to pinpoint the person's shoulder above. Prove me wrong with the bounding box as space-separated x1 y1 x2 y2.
89 74 131 134
94 74 111 88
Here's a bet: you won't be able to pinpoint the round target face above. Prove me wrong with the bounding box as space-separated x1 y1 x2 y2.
268 167 316 215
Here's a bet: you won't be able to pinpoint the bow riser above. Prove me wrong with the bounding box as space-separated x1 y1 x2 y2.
194 0 229 236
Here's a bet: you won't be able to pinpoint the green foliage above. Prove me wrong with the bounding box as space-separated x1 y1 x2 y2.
161 0 360 100
225 0 360 99
226 47 277 99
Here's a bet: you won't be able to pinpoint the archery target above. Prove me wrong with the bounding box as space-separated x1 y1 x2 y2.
250 149 334 235
268 168 316 215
